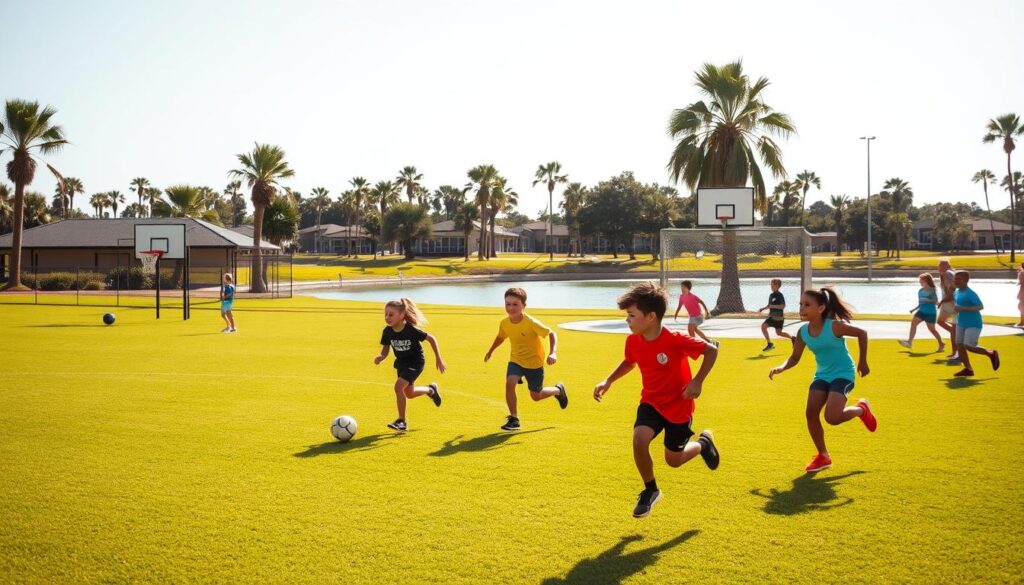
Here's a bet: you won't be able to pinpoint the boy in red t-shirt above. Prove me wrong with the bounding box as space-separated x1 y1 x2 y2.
594 282 720 518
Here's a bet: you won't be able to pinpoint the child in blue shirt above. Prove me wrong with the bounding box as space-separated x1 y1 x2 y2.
899 273 943 352
220 273 236 333
952 270 999 377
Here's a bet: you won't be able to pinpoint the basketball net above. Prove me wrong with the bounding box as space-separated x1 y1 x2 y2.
140 250 163 275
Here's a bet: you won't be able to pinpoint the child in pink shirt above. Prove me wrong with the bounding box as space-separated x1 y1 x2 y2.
673 280 718 347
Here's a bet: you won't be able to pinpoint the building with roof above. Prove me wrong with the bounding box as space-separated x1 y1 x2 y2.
911 218 1023 250
297 224 374 255
407 220 521 256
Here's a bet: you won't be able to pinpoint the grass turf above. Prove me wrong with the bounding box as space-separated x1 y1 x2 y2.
1 297 1022 583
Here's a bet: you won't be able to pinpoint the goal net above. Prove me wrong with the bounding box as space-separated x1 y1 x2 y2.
659 227 813 314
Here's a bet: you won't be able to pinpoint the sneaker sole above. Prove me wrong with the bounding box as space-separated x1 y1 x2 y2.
387 425 407 433
700 431 720 470
805 464 831 473
858 399 877 432
429 384 441 407
556 383 568 409
632 491 662 518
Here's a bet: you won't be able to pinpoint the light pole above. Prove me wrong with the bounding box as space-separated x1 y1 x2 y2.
860 136 876 282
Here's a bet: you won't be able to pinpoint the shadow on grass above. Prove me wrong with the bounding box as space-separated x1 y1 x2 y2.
746 354 773 360
541 531 699 585
21 323 110 328
428 427 553 457
293 432 415 457
944 377 996 390
751 471 866 515
899 350 941 358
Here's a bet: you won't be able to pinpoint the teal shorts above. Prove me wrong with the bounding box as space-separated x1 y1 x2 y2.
221 300 234 312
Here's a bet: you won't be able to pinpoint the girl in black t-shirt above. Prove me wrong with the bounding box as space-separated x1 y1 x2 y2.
374 298 447 432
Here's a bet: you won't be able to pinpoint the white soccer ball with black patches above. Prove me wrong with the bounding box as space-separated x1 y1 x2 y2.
330 415 358 443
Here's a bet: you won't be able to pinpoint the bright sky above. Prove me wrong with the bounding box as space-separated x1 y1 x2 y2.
3 0 1022 217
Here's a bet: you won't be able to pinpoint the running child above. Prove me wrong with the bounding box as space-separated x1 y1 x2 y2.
484 287 567 432
952 270 1000 377
593 282 720 518
899 273 944 352
673 280 717 347
758 278 792 351
936 259 959 361
220 273 236 333
1015 262 1024 328
373 298 445 432
768 287 877 473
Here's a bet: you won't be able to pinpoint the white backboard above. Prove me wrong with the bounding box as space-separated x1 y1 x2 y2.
135 223 187 259
696 188 755 227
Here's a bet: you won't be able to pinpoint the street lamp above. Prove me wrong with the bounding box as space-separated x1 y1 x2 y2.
860 136 876 282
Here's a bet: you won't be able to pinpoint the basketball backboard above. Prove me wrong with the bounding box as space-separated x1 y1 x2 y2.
134 223 187 259
696 187 755 227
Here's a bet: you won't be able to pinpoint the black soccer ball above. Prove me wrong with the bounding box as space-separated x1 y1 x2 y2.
103 313 116 326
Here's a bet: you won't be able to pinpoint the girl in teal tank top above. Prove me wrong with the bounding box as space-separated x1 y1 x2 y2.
769 287 878 473
899 273 944 352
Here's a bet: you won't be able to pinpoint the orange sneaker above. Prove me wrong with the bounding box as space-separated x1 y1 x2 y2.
857 398 877 432
805 454 832 473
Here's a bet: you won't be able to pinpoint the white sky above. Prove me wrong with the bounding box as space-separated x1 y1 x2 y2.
3 0 1022 216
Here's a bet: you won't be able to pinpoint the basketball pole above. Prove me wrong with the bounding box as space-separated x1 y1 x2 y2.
155 256 161 319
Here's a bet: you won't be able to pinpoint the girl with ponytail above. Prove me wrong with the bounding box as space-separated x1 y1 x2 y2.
374 298 447 432
768 287 878 473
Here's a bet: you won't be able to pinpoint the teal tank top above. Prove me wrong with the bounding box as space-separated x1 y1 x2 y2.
799 319 855 382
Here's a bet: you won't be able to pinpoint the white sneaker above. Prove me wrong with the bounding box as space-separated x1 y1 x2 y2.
221 327 230 333
898 340 912 348
229 328 237 333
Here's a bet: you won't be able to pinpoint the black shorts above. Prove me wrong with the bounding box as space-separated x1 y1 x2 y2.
764 317 785 330
396 363 425 385
809 378 854 395
634 402 695 453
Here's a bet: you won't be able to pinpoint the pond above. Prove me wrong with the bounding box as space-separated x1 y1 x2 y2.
307 277 1023 316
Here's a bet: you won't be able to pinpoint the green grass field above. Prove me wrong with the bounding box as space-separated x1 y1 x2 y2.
2 297 1022 583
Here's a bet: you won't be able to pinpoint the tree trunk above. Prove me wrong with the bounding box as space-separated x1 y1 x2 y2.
1008 153 1017 263
251 205 268 293
6 182 26 289
477 206 486 260
404 239 415 260
714 229 745 313
489 215 497 258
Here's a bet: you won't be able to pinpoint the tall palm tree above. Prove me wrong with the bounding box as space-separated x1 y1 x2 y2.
396 166 424 205
467 164 499 260
310 186 331 253
153 185 221 223
667 61 794 312
794 170 821 227
560 182 588 256
122 202 147 218
488 177 517 257
983 113 1023 261
774 180 801 226
434 185 467 220
130 177 150 216
229 143 294 292
89 193 109 217
372 180 399 216
23 192 51 228
452 201 479 261
62 176 83 218
145 187 161 216
52 183 67 218
880 178 913 258
224 180 244 227
262 198 300 247
108 190 126 218
348 177 370 257
532 161 568 260
972 169 1000 253
829 194 850 257
0 99 68 288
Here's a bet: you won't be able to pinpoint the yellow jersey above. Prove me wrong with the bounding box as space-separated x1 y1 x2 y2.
497 313 552 369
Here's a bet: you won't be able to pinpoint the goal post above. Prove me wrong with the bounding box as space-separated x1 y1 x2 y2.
659 227 813 314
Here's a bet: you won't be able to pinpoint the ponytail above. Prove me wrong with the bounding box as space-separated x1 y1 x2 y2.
385 297 427 326
803 286 854 322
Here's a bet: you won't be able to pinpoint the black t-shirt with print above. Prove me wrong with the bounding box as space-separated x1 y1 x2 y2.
380 324 428 368
768 291 785 318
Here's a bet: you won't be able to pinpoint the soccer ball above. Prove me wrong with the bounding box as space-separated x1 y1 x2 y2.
102 313 116 325
330 415 357 443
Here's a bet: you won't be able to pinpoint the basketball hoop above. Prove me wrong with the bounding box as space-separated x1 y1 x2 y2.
140 250 163 275
717 213 734 229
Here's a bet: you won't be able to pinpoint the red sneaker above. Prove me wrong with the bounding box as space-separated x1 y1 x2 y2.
805 454 832 473
857 398 877 432
990 350 1000 371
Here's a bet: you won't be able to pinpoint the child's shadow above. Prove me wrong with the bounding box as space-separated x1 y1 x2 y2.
746 354 772 361
750 471 866 515
899 350 935 358
945 377 996 390
541 531 699 585
293 432 414 457
428 428 553 457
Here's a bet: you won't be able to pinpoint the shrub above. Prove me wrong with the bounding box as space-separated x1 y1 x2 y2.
23 271 107 291
105 267 152 290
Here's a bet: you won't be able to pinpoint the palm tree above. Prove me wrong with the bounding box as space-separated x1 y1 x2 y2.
130 177 150 216
348 177 370 257
154 185 222 223
0 183 12 233
310 186 331 253
108 190 126 218
23 192 51 228
829 194 850 257
972 169 1000 253
467 164 499 260
452 201 479 261
262 198 300 248
880 178 913 258
122 202 147 218
145 187 161 216
983 113 1023 261
89 192 109 217
0 99 68 288
488 177 518 257
62 176 83 218
382 202 432 260
667 61 794 312
229 143 294 293
372 180 399 216
794 170 821 227
532 162 568 260
774 180 801 226
434 185 467 220
224 180 244 227
560 182 588 256
396 166 424 205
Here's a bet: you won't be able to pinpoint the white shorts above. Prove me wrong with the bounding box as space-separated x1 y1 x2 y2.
688 315 705 327
955 326 981 346
937 302 955 319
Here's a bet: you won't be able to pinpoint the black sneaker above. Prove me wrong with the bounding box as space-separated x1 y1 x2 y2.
632 488 662 518
697 430 720 470
500 416 520 432
555 383 568 409
387 419 408 433
763 343 775 351
428 383 441 407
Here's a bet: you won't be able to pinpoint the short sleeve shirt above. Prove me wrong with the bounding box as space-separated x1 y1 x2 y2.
917 287 937 315
380 324 428 368
679 293 703 317
624 327 707 423
497 314 552 369
768 292 785 318
954 287 983 329
222 284 234 301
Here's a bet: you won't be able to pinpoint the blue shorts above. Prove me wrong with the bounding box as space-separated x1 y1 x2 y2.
810 378 855 395
506 362 544 392
914 310 936 324
221 300 234 312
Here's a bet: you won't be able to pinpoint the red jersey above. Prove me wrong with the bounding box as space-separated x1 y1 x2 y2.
624 327 707 423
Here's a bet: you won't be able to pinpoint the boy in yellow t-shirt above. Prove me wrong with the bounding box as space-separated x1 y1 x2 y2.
484 287 568 431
